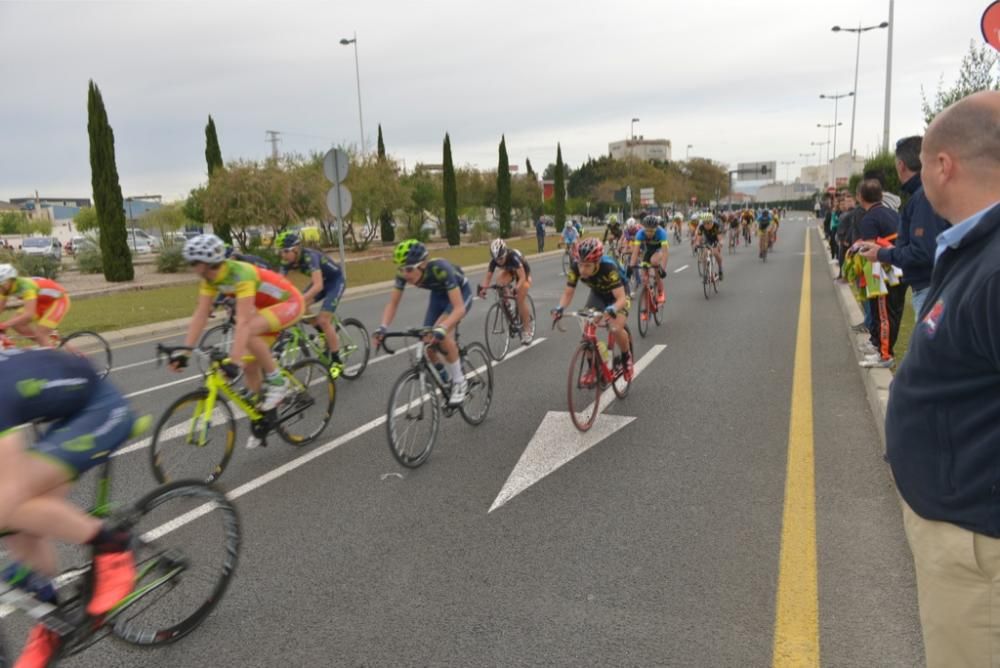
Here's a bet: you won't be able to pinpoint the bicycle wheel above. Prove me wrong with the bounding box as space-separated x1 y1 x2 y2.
336 317 370 379
561 252 570 275
197 323 233 356
652 288 663 326
386 368 441 468
484 302 511 361
567 344 601 432
272 328 310 370
459 342 493 425
58 331 112 379
111 480 240 647
697 254 706 277
636 282 649 338
712 263 720 294
275 358 336 446
522 294 537 338
703 263 710 300
612 325 634 399
150 389 237 484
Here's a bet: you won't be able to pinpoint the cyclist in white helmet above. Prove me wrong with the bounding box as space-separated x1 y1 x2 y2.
477 238 534 344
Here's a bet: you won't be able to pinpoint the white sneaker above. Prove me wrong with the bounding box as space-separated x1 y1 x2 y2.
521 328 534 345
245 435 263 449
260 379 290 411
858 341 878 355
448 380 468 406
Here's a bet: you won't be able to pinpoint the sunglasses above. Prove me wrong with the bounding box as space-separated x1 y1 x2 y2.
401 264 421 273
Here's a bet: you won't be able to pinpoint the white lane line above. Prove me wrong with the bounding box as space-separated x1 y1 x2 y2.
116 357 160 372
136 339 547 540
673 265 689 274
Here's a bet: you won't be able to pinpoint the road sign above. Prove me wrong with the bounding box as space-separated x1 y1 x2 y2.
326 185 352 219
984 0 1000 51
736 161 776 181
640 187 655 206
323 148 350 184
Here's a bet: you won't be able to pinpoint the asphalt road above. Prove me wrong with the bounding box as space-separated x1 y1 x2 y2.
10 215 925 667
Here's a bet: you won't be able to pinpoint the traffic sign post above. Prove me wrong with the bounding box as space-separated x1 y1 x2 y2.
323 148 351 278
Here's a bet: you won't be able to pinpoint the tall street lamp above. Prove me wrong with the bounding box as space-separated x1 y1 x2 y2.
832 20 889 157
811 141 831 184
339 32 365 154
779 160 795 184
686 144 693 160
883 0 895 153
630 117 640 141
819 92 853 162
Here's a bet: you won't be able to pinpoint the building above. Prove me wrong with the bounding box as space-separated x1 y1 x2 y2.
608 137 672 162
755 181 819 203
799 152 866 190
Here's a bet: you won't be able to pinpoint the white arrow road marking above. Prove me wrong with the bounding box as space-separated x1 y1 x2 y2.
673 265 689 274
488 344 666 513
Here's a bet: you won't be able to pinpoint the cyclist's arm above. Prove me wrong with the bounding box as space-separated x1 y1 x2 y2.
229 294 257 365
183 293 215 347
437 287 466 332
4 296 36 329
302 268 325 304
378 288 403 331
480 270 494 291
610 285 628 313
555 285 575 311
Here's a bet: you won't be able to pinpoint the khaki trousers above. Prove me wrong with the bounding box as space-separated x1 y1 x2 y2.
902 499 1000 667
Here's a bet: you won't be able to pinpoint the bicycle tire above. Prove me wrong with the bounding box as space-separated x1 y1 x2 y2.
111 480 240 647
567 343 601 432
561 252 570 275
636 283 649 337
703 262 710 299
458 342 493 425
522 294 537 340
197 323 233 356
58 330 112 379
484 302 511 361
336 317 370 379
652 290 663 326
272 327 311 370
150 389 237 484
697 254 706 277
275 358 336 447
386 368 441 468
612 325 634 399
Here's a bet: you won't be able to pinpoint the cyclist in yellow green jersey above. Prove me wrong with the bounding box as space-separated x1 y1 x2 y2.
0 265 71 347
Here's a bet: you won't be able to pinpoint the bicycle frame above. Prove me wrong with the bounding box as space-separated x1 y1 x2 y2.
557 311 619 384
186 369 262 448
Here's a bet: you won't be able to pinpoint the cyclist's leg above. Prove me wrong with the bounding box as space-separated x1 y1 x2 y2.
513 273 533 335
248 294 304 398
315 278 345 358
35 296 70 346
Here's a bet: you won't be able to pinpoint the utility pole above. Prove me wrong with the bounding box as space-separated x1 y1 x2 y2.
265 130 281 161
882 0 895 153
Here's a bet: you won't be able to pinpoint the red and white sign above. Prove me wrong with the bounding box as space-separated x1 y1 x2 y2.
983 1 1000 51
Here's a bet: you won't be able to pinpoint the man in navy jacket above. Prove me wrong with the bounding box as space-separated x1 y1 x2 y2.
859 136 950 320
885 91 1000 667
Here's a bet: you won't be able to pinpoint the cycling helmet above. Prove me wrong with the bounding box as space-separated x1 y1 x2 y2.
607 214 619 225
394 239 429 267
672 213 683 222
182 234 226 265
642 215 660 228
490 238 508 259
0 263 17 283
276 231 300 250
573 237 604 264
625 217 637 226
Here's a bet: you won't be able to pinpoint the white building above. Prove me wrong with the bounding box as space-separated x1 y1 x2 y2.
609 137 672 162
799 153 866 190
755 182 819 202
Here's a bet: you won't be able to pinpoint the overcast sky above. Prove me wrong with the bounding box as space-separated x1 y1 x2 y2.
0 0 990 201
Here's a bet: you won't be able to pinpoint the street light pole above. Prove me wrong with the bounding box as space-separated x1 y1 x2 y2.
831 20 889 157
686 144 693 160
339 32 365 154
630 117 639 141
883 0 895 152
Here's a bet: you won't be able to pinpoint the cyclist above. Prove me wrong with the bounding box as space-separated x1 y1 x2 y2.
726 212 741 248
225 244 274 270
172 234 305 447
671 212 684 241
477 238 533 345
695 214 724 280
603 215 623 256
552 237 633 381
0 265 70 348
688 214 700 249
628 214 669 304
373 240 473 406
770 208 781 245
0 347 139 667
740 208 755 245
275 232 347 377
561 221 580 251
756 209 774 258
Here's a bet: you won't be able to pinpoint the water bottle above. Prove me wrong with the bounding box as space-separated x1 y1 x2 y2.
596 341 611 366
434 362 450 384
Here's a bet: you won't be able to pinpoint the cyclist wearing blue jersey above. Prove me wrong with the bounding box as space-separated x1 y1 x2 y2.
628 215 670 304
276 232 346 375
0 348 140 666
373 240 473 406
224 244 274 270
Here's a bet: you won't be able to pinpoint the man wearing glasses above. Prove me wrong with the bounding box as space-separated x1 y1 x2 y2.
275 232 347 377
373 239 473 406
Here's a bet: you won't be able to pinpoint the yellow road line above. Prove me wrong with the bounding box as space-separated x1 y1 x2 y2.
772 231 819 666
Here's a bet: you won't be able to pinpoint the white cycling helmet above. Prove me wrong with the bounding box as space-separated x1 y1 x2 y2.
0 263 16 283
490 238 508 259
182 234 226 265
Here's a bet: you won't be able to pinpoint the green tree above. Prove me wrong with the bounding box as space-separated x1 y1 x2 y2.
861 150 902 197
87 80 133 281
442 133 460 246
203 159 304 249
525 158 535 178
348 154 410 250
184 185 206 224
204 114 230 243
377 123 394 243
554 143 566 232
139 203 191 245
0 211 29 235
497 135 512 239
922 40 1000 126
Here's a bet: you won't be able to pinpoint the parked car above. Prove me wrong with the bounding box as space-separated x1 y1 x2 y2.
125 229 157 253
21 236 62 260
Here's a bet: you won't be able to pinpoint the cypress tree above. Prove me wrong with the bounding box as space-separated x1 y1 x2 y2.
497 136 512 239
443 133 460 246
87 80 133 281
525 158 535 179
204 114 230 243
554 143 566 233
377 124 394 243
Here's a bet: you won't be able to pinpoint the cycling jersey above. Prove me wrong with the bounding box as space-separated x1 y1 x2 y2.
757 213 773 229
566 256 628 296
741 212 754 224
280 248 345 312
0 276 70 328
562 227 579 245
488 249 531 278
394 258 468 294
697 223 722 244
604 223 623 241
632 227 669 252
728 217 740 229
198 260 303 334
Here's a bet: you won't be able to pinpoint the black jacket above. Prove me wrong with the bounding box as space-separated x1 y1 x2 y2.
886 203 1000 536
857 202 899 241
876 174 951 292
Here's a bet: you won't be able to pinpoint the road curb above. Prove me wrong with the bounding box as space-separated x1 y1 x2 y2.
98 247 568 348
814 227 891 449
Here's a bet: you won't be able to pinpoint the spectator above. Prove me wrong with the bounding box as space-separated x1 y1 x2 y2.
854 178 904 368
885 90 1000 668
535 217 545 253
859 136 950 321
834 192 858 280
864 168 902 211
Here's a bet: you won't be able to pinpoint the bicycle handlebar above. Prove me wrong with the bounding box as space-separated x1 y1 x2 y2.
376 328 433 355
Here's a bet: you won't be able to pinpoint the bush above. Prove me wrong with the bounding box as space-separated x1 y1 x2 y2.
16 254 60 279
156 246 186 273
468 222 490 244
76 247 104 274
0 248 15 264
244 243 281 269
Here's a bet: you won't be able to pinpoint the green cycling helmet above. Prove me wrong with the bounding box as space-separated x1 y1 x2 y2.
275 231 301 250
394 239 429 267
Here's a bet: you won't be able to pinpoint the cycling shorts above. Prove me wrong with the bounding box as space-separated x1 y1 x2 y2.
642 247 666 264
259 290 305 343
585 291 631 318
35 296 71 329
703 239 721 248
423 282 473 328
28 379 135 481
314 275 346 314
